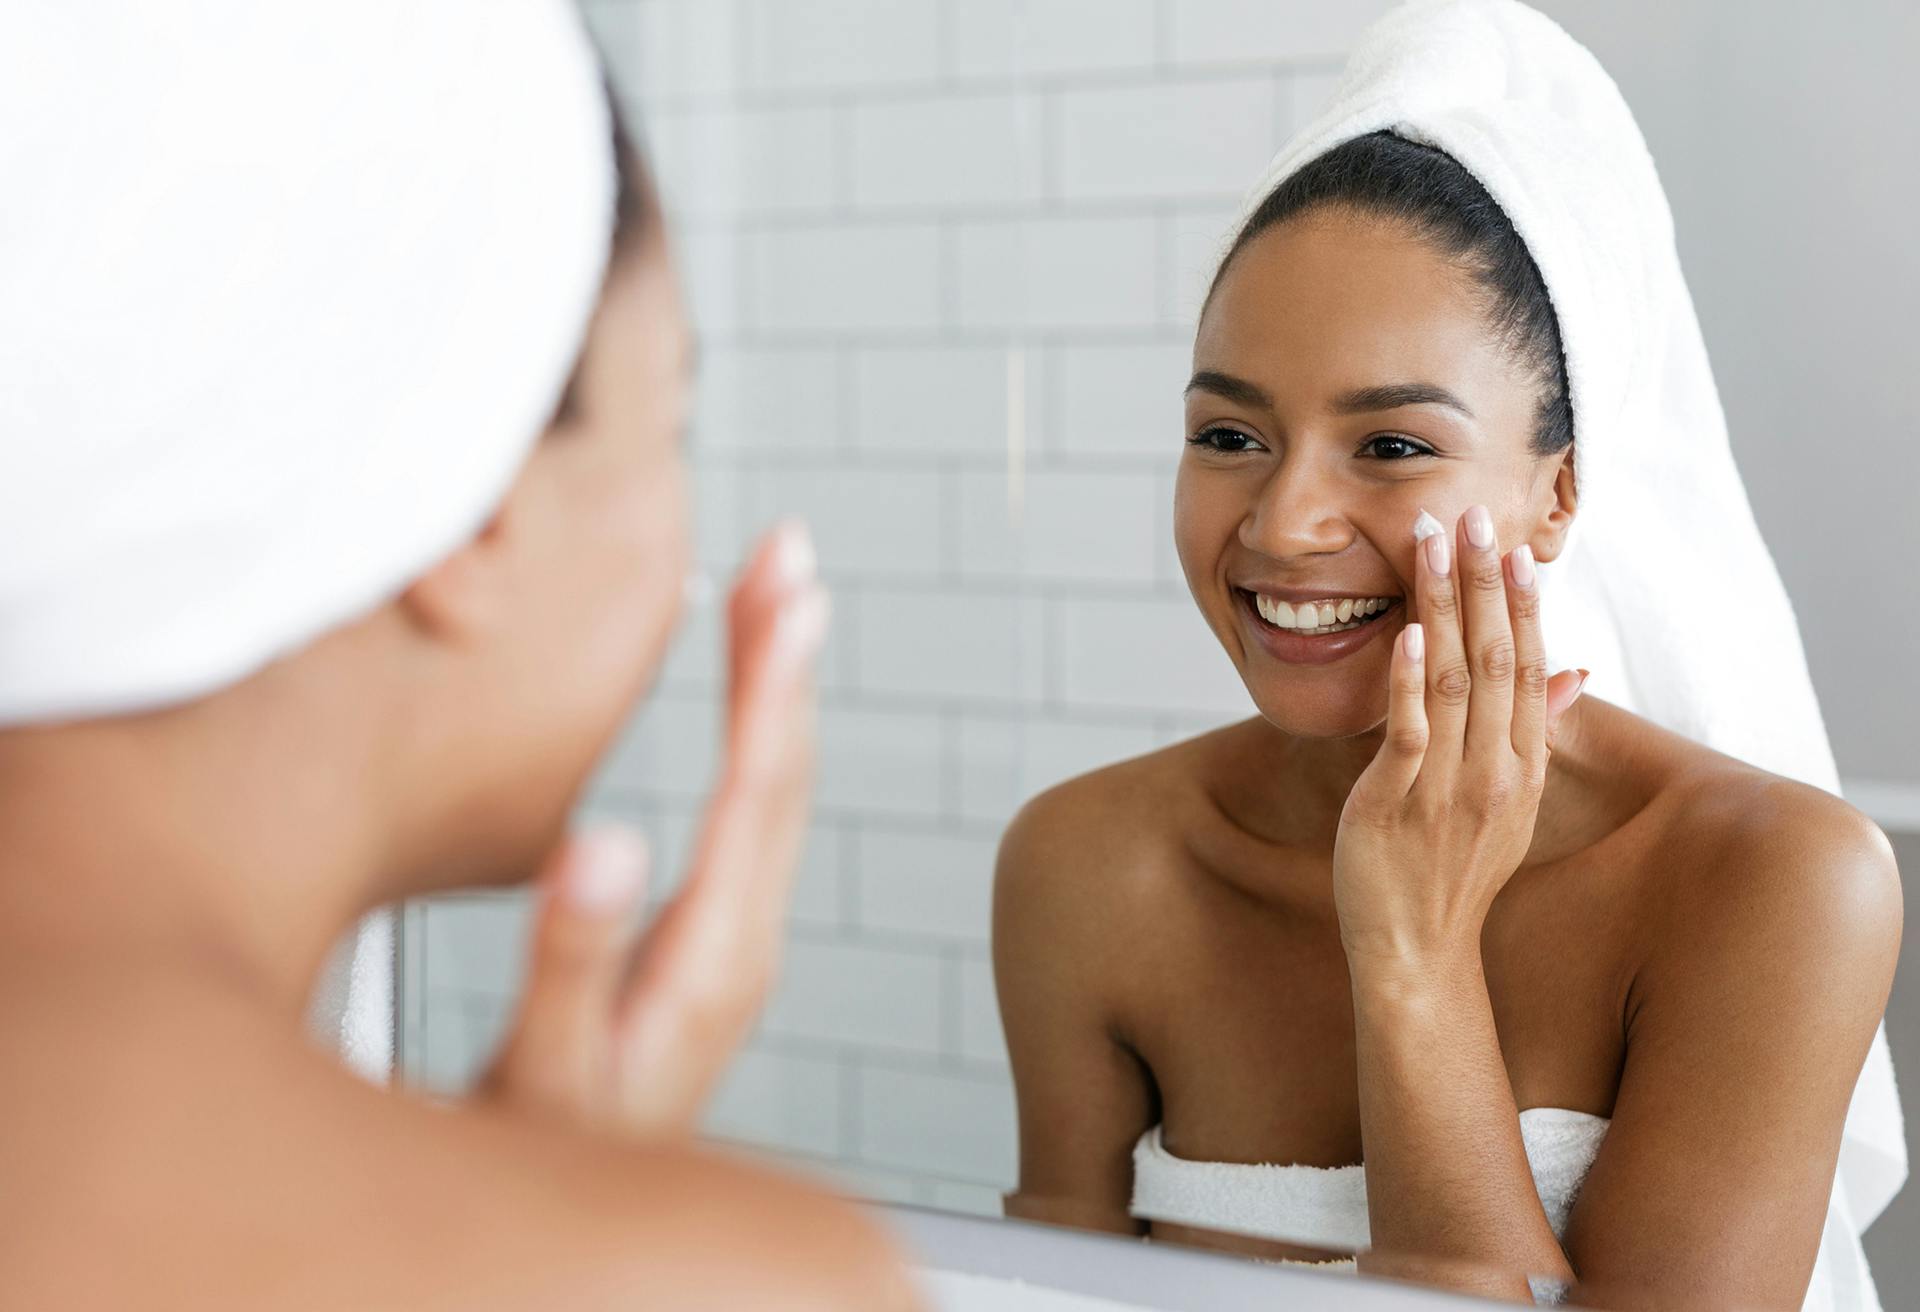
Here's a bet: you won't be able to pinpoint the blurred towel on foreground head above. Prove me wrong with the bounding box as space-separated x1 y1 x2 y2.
0 2 617 1079
1214 1 1903 1306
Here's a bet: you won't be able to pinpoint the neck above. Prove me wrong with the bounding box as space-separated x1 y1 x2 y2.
1211 717 1388 851
0 691 398 1022
1211 698 1610 868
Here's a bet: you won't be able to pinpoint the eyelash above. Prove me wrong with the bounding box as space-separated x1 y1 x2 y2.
1363 433 1436 460
1184 427 1437 460
1186 426 1263 454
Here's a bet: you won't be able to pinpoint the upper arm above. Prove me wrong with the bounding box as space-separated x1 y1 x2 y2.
993 784 1159 1234
1562 784 1901 1310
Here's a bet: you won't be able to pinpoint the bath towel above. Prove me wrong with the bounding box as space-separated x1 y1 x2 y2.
0 0 614 723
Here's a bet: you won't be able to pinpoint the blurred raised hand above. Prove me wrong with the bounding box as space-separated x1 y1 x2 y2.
480 519 829 1137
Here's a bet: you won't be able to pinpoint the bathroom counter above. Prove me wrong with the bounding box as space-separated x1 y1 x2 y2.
883 1205 1512 1311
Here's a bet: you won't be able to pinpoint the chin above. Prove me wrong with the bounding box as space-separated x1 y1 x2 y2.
446 794 576 893
1245 684 1388 742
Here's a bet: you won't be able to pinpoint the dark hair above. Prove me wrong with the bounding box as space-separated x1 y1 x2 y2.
604 80 656 264
1209 130 1573 457
547 79 659 430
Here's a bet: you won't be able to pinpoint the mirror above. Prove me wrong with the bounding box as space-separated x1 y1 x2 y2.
396 1 1920 1307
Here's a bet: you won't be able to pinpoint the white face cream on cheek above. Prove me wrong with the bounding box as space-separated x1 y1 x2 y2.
1412 507 1445 543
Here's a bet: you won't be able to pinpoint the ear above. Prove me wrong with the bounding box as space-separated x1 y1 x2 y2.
397 502 515 643
1527 446 1579 565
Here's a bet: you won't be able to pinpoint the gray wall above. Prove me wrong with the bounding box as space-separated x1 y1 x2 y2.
1530 0 1920 787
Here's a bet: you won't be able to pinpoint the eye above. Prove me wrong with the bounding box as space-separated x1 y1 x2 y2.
1362 433 1436 460
1187 426 1267 455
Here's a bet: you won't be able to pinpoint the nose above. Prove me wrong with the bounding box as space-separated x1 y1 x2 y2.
1239 454 1355 561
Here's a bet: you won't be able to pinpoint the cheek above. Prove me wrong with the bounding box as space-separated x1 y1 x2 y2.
609 454 690 637
557 451 690 686
618 453 689 576
1362 492 1450 587
1171 464 1242 571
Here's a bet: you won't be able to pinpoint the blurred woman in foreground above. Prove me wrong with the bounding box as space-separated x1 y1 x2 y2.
0 3 916 1307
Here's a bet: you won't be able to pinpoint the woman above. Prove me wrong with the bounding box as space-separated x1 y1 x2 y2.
993 3 1903 1308
0 4 915 1308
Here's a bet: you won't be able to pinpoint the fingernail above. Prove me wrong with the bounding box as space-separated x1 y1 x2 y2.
1412 508 1445 542
1425 529 1450 576
1509 543 1536 589
1403 622 1424 661
565 826 650 913
1465 504 1494 551
772 518 817 587
1573 667 1591 702
771 585 831 667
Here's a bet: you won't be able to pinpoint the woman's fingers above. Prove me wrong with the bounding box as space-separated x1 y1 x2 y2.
483 827 649 1117
1371 621 1429 799
612 520 828 1134
1500 541 1588 764
1456 505 1518 759
1414 514 1468 769
1503 542 1549 765
693 520 826 940
1545 667 1591 753
724 520 823 771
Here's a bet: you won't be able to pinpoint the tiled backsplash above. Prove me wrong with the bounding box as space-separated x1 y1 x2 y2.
401 0 1392 1213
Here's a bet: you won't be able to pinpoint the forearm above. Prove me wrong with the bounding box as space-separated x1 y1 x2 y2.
1349 948 1574 1302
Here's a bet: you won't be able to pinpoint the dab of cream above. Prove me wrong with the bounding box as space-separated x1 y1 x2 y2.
1412 508 1445 543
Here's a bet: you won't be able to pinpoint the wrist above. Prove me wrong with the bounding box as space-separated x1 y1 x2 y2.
1344 940 1485 1006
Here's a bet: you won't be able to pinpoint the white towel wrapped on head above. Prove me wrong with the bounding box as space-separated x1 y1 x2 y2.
0 0 619 1079
0 0 616 725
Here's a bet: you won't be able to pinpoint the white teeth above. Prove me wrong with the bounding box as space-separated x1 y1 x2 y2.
1251 592 1397 631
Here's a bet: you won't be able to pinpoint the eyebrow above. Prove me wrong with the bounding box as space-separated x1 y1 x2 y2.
1332 381 1474 419
1185 370 1475 420
1185 369 1272 410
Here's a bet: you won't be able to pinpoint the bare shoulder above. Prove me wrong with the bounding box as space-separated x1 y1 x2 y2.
0 968 915 1311
372 1098 919 1312
1563 697 1899 955
993 727 1226 951
1642 755 1901 1001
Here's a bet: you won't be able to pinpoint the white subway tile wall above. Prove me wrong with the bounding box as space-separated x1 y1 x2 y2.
404 0 1391 1218
950 0 1159 79
1051 78 1281 201
954 215 1161 331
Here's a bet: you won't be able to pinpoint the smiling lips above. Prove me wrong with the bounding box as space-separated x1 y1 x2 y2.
1244 590 1399 636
